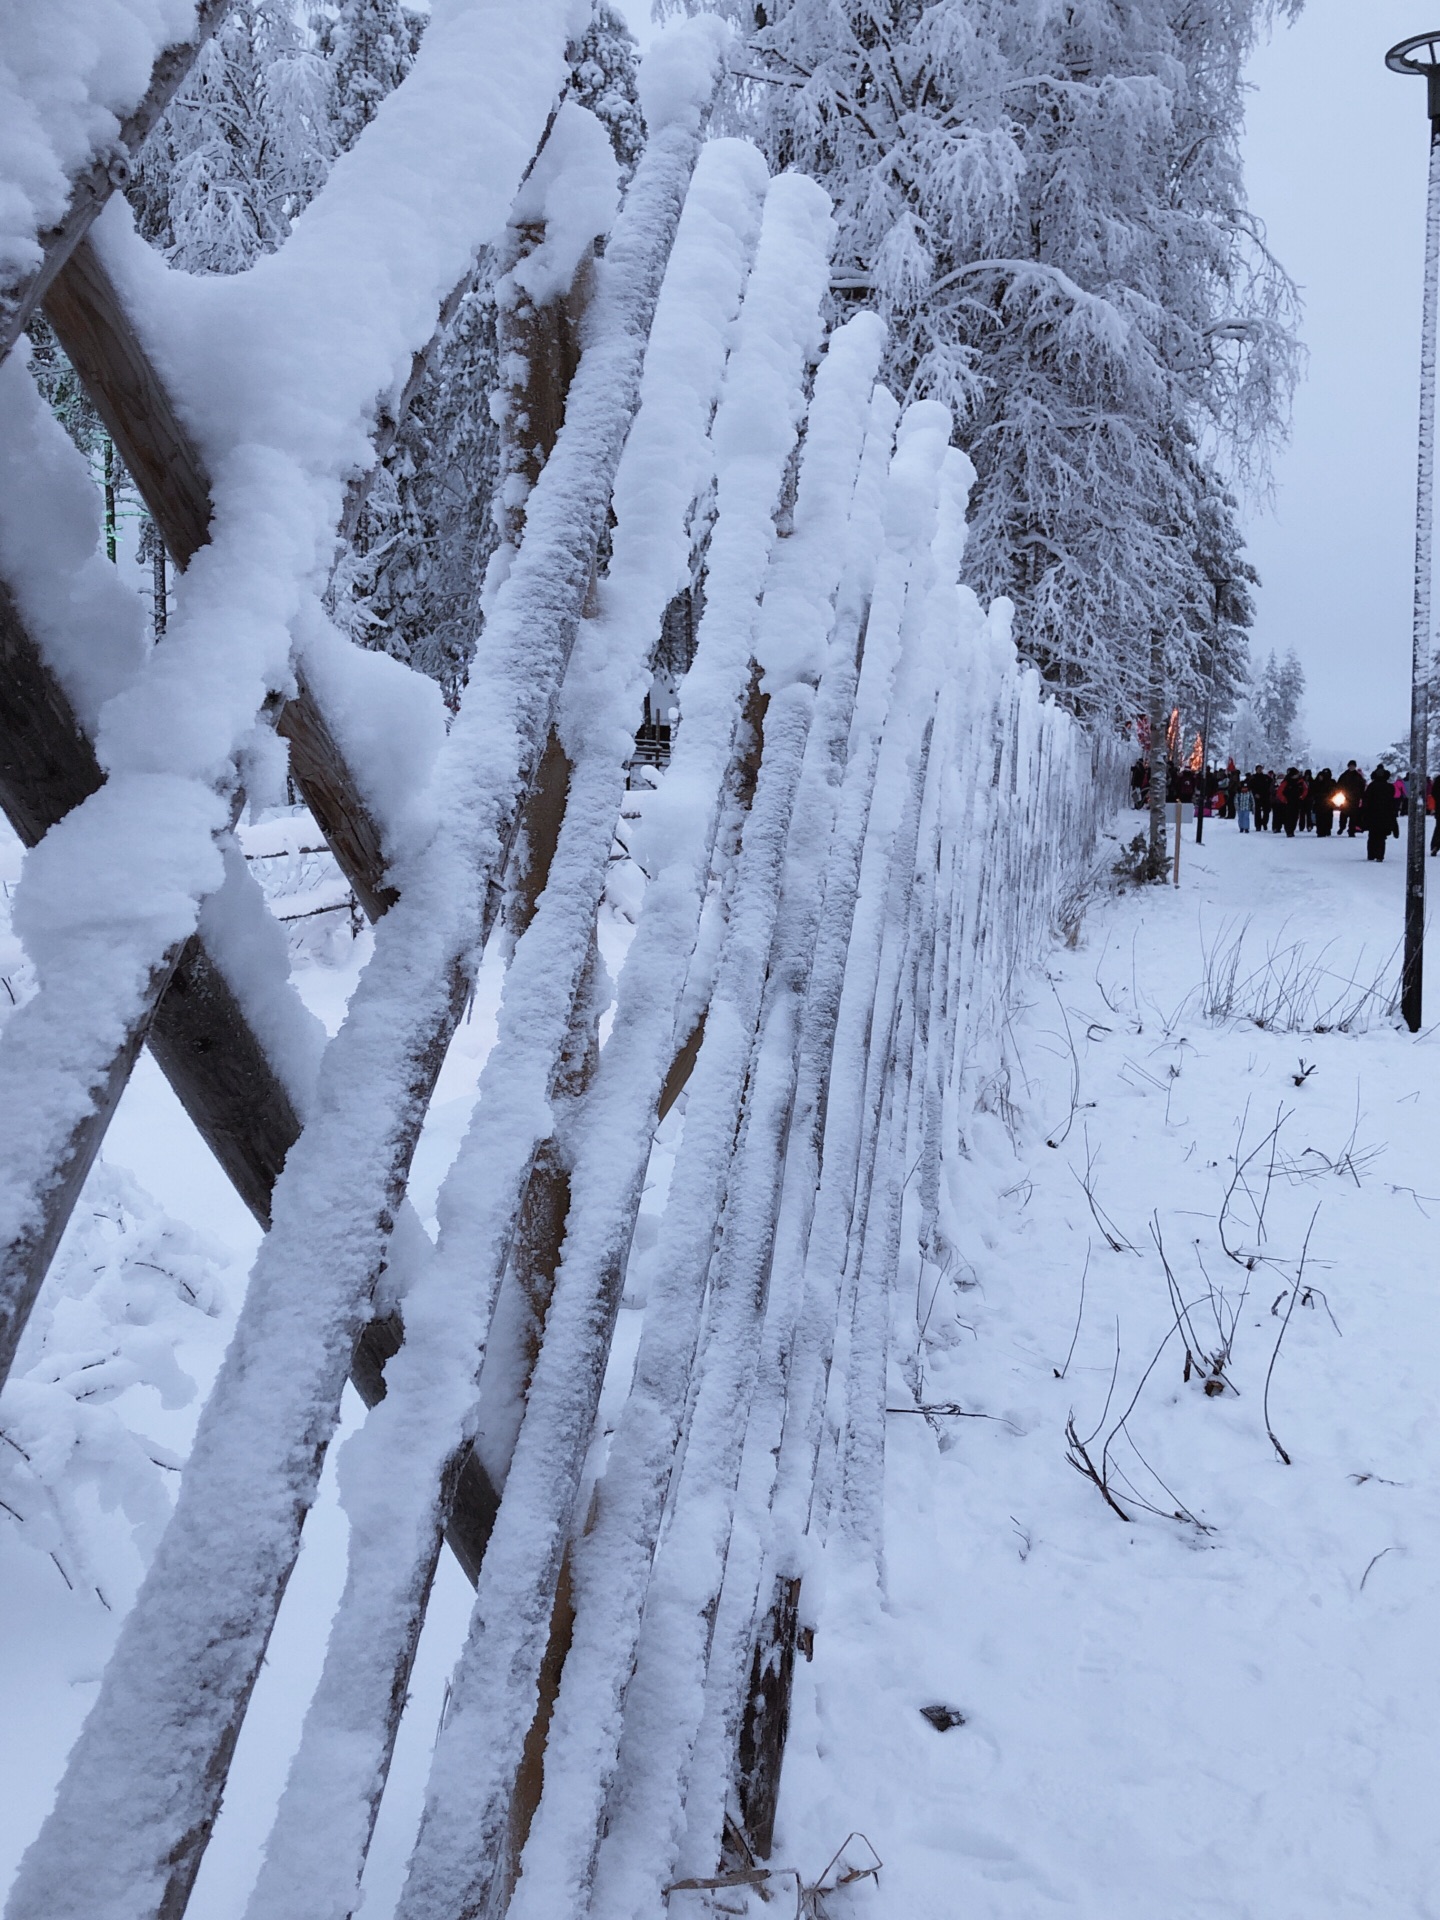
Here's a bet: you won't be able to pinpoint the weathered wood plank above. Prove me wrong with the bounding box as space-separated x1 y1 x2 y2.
735 1575 802 1859
0 0 237 363
40 235 211 564
0 579 103 845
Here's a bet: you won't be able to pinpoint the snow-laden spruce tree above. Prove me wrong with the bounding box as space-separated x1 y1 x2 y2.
569 0 648 179
689 0 1300 716
1179 460 1258 746
1252 646 1307 765
312 0 426 152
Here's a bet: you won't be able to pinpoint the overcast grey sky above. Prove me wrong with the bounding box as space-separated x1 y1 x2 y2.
618 2 1431 765
1240 0 1435 767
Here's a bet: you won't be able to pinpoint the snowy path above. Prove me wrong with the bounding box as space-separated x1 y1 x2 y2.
779 817 1440 1920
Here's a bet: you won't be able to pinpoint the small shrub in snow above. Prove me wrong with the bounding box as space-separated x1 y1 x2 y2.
1200 920 1399 1033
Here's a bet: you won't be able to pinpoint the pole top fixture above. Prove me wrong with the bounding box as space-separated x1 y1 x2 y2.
1388 31 1440 121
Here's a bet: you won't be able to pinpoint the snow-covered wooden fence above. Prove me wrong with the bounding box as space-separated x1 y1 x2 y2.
0 6 1117 1916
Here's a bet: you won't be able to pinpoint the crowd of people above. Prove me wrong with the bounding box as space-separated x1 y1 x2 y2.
1129 758 1440 864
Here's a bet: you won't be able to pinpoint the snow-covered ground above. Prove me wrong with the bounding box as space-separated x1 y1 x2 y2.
4 803 1437 1917
779 813 1440 1920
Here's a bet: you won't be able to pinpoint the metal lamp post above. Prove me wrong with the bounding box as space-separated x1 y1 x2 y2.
1387 30 1440 1033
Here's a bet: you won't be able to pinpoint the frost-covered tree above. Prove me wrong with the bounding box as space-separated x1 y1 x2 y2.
333 277 499 704
697 0 1301 715
129 0 333 271
1251 646 1306 765
569 0 646 180
1178 464 1258 748
311 0 425 152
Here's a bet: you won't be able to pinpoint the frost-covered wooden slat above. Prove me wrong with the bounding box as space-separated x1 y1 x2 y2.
506 306 883 1920
834 727 933 1563
390 165 830 1920
0 0 235 362
833 455 974 1567
676 386 905 1874
688 414 961 1851
237 136 770 1920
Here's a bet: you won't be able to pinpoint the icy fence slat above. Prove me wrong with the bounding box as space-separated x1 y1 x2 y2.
238 132 769 1920
389 166 833 1920
506 309 884 1920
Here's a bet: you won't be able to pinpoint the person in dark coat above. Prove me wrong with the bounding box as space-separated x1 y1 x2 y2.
1314 769 1335 838
1251 766 1272 831
1272 767 1291 831
1337 760 1366 836
1276 767 1306 838
1363 766 1400 862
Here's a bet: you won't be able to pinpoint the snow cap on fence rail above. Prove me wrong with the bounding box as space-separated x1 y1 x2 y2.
292 598 447 867
637 12 735 135
934 442 977 585
507 99 619 306
196 841 327 1115
707 172 833 476
883 398 953 550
